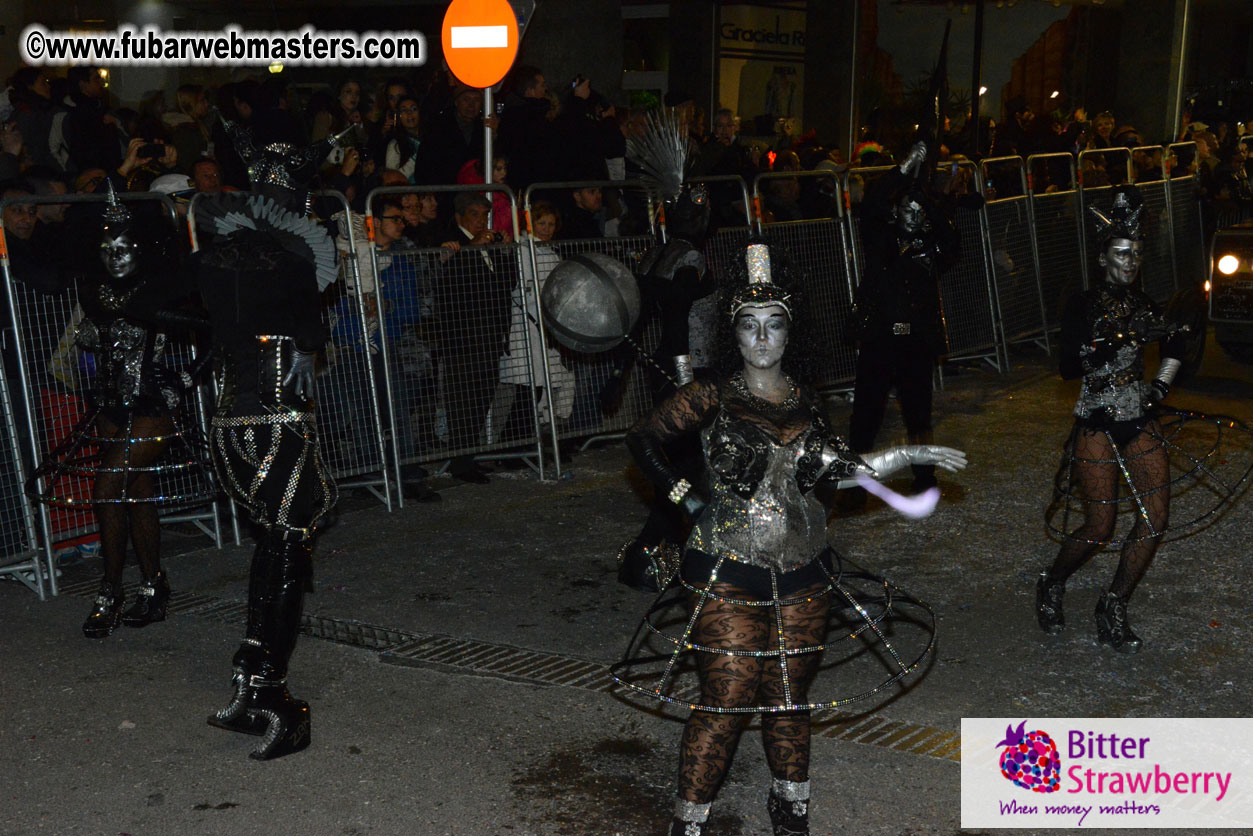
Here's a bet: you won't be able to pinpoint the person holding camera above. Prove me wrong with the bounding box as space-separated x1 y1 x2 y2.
117 136 178 191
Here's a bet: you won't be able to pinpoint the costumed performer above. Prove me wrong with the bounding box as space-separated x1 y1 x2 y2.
17 183 213 637
615 239 967 836
194 122 343 759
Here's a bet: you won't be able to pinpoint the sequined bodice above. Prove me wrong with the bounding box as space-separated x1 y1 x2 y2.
76 282 176 414
1073 285 1166 423
689 405 831 572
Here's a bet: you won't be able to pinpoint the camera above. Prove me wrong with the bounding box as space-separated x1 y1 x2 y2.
571 74 587 89
139 143 164 159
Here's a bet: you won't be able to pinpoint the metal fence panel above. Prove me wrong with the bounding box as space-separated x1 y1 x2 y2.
1029 189 1085 330
939 204 1001 365
1168 173 1206 289
1136 178 1177 304
318 259 392 487
0 355 44 596
984 194 1048 346
759 219 859 388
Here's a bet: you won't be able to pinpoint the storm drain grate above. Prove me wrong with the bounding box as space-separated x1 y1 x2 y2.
60 579 959 761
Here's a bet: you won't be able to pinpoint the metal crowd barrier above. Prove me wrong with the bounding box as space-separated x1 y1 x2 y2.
1026 153 1085 331
980 156 1050 354
0 343 44 596
2 192 222 597
753 169 861 389
367 183 564 489
1165 143 1208 290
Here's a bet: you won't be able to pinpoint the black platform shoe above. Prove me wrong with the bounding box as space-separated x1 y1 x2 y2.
1035 572 1066 634
767 780 810 836
207 647 266 736
1094 591 1142 653
246 677 311 760
122 570 170 627
669 799 710 836
82 581 124 638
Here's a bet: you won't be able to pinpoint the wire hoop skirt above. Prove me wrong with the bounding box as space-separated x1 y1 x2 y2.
27 406 216 508
1046 408 1253 547
610 549 936 714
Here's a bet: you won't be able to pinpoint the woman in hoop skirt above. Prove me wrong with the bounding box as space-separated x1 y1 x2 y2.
23 184 212 637
1037 183 1253 652
613 239 967 836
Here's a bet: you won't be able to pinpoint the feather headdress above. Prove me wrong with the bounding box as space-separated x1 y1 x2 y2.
626 108 690 203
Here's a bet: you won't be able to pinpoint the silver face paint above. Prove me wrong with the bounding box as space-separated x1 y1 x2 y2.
896 198 926 234
735 304 789 370
1101 237 1143 286
100 233 140 280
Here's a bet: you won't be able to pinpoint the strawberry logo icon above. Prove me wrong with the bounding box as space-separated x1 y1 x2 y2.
995 720 1061 793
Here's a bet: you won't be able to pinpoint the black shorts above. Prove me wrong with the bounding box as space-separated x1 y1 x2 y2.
681 548 835 600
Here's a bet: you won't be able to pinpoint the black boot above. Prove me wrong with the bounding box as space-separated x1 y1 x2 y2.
767 778 810 836
1095 591 1142 653
208 669 265 735
245 676 311 760
122 570 170 627
82 580 124 638
1035 572 1065 634
209 533 311 744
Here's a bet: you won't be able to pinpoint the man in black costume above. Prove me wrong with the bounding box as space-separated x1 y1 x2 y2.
612 109 716 590
195 123 343 759
847 141 960 501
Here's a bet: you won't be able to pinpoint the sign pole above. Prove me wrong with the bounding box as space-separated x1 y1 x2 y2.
484 86 494 229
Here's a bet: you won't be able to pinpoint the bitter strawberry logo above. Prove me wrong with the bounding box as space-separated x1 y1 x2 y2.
996 720 1061 793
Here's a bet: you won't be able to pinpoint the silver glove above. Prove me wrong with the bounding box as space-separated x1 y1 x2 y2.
841 444 967 485
282 348 318 401
900 141 927 176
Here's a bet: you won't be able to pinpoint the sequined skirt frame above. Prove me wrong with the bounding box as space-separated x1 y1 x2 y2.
1046 408 1253 547
610 549 937 714
27 406 216 507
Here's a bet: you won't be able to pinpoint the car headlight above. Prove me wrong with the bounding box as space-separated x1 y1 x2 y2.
1217 254 1240 275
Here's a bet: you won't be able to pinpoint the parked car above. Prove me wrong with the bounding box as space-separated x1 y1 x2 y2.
1208 221 1253 363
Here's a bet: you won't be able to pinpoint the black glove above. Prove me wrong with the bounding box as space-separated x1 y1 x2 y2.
626 429 706 518
282 348 318 401
1144 379 1170 411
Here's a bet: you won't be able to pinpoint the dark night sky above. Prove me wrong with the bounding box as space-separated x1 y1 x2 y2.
875 0 1071 116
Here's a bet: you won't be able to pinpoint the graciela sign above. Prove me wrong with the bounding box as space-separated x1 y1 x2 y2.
961 718 1253 828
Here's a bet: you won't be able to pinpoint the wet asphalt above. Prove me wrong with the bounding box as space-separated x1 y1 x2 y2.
2 338 1251 836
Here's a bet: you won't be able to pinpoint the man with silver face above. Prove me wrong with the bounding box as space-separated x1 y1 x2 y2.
190 122 348 759
1035 185 1188 653
847 141 961 504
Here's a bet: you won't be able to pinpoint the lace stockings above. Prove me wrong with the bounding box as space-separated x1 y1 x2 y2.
677 579 829 805
1049 424 1169 599
93 414 172 584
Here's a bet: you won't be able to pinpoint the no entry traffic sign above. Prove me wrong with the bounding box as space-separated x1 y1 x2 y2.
441 0 520 89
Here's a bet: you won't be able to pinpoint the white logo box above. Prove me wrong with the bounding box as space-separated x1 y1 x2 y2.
961 718 1253 829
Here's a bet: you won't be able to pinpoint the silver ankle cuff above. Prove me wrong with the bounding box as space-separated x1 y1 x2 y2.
771 777 811 801
674 798 711 822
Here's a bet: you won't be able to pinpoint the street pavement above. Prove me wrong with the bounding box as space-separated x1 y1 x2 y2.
2 340 1251 836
